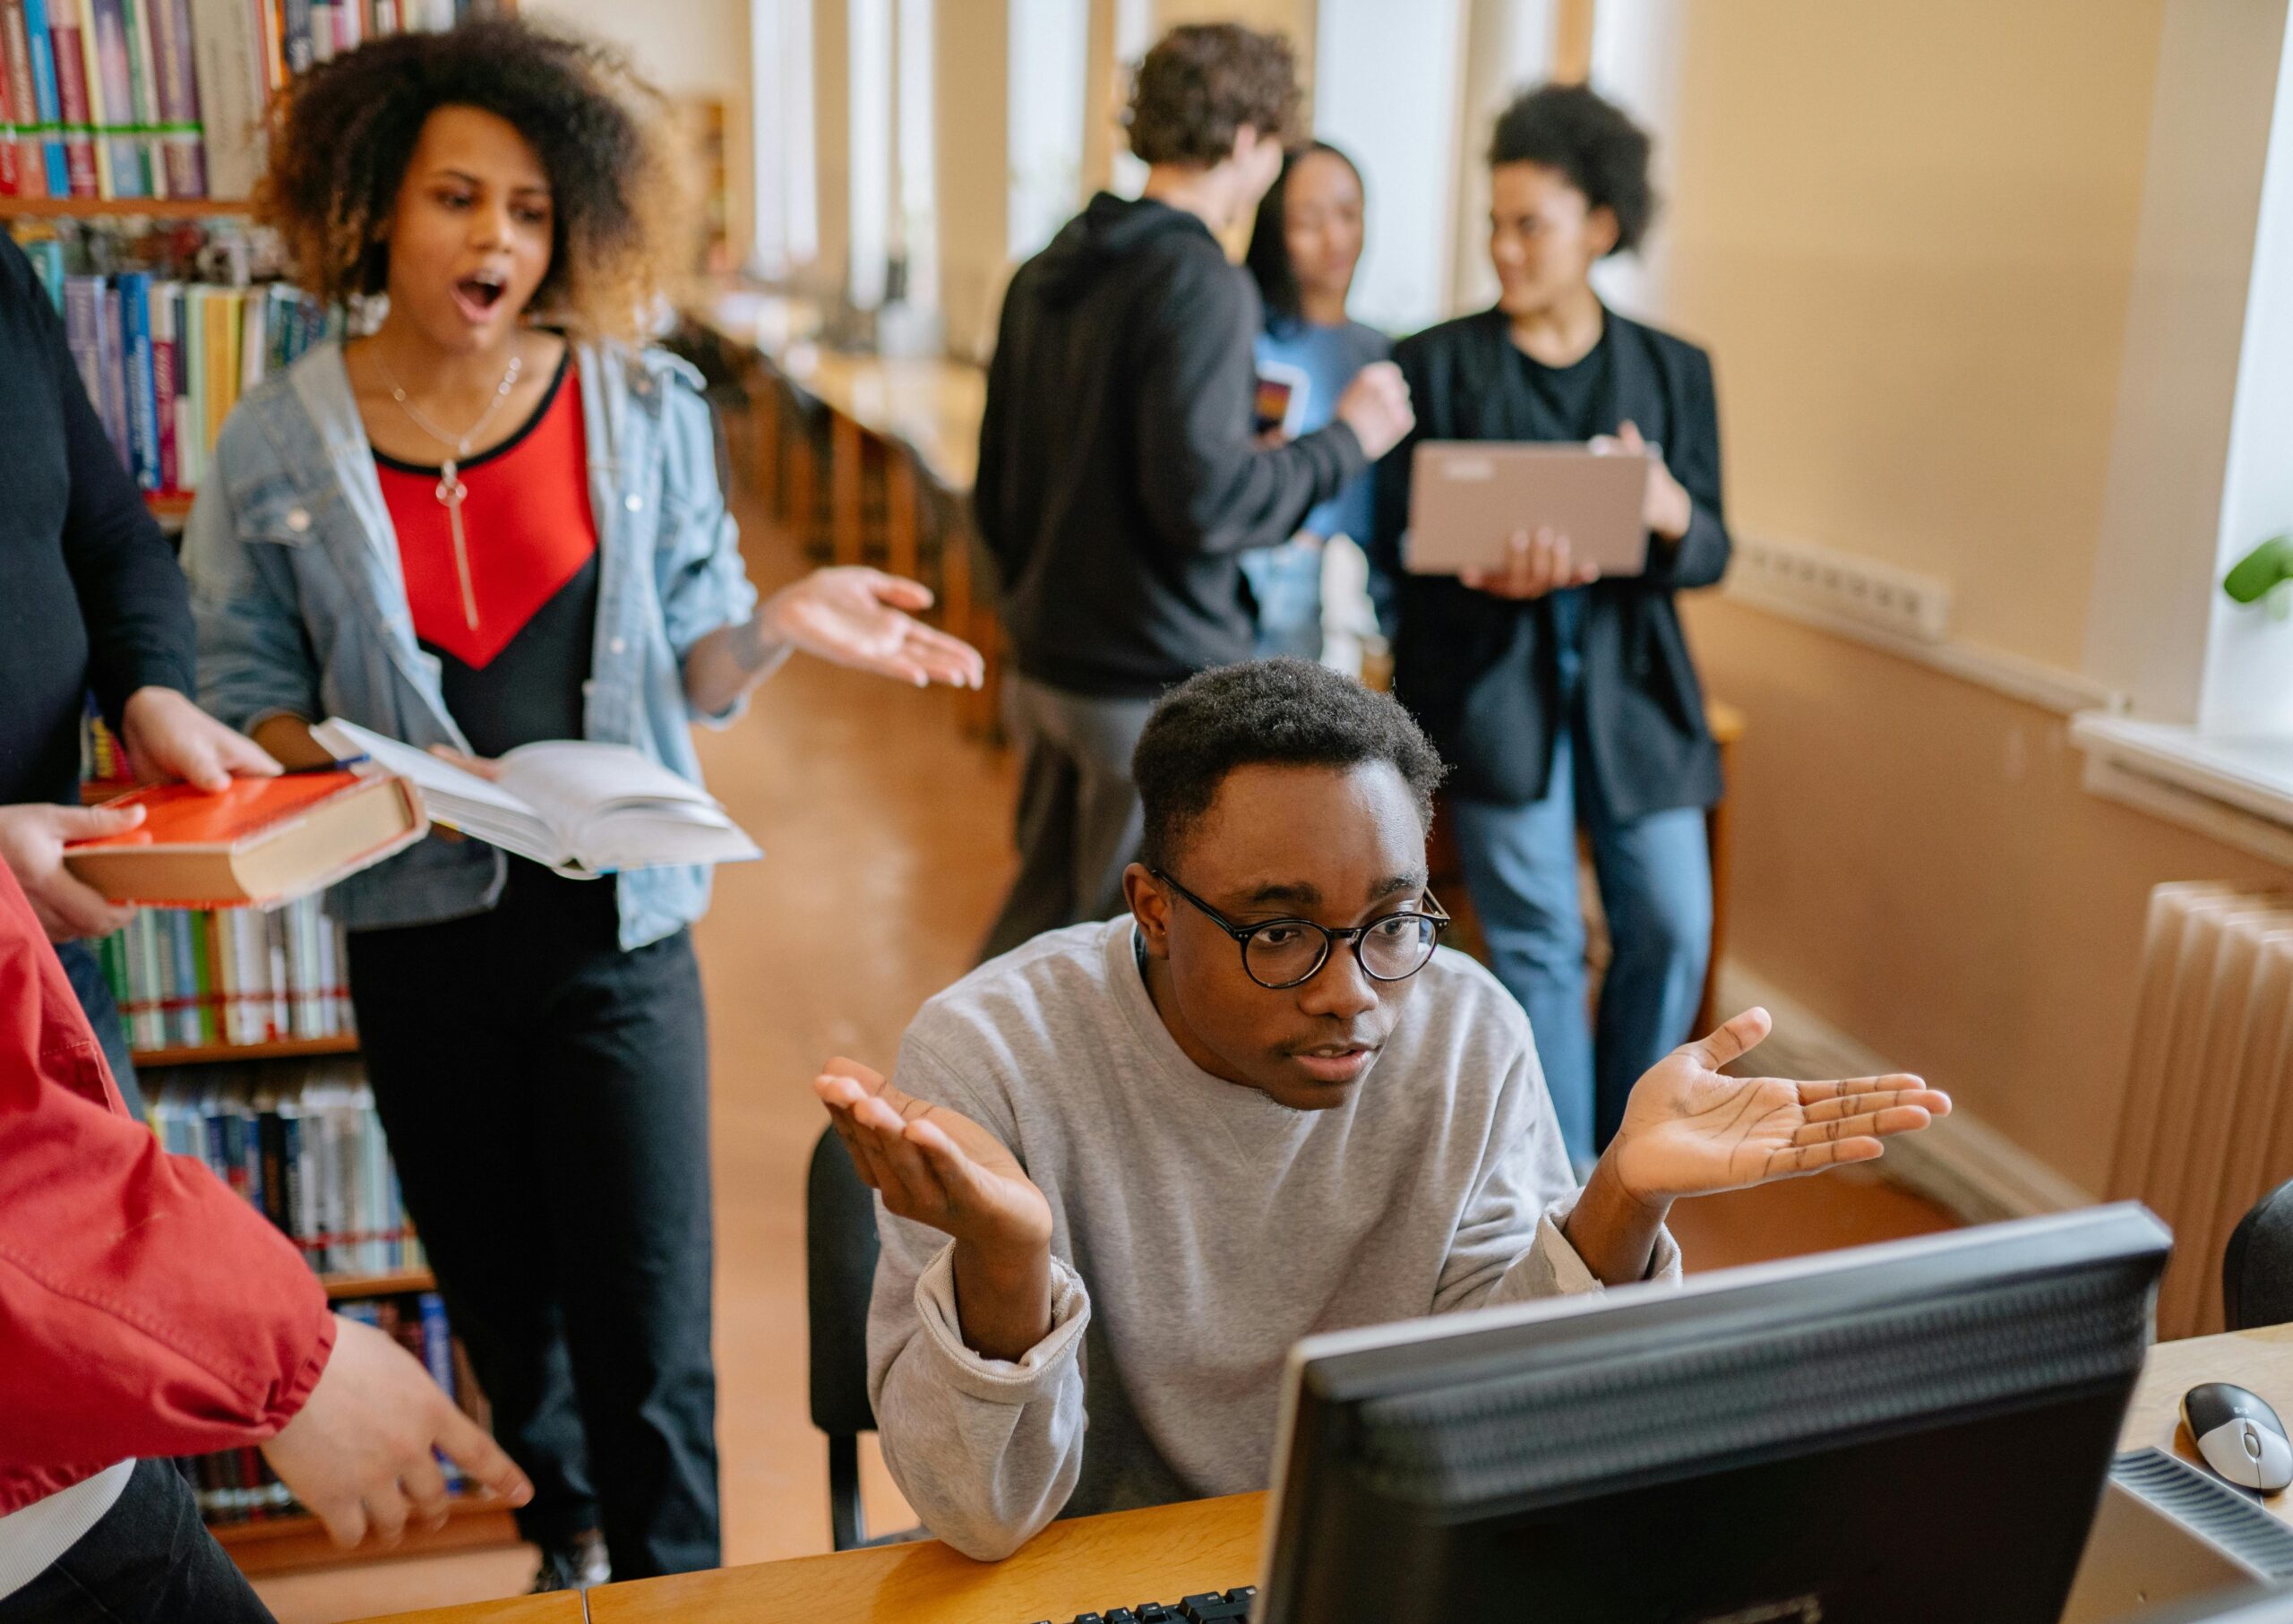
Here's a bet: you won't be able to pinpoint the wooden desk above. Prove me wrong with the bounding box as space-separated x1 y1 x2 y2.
354 1594 583 1624
564 1324 2291 1622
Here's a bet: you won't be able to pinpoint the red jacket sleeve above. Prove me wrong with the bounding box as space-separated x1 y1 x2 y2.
0 864 335 1482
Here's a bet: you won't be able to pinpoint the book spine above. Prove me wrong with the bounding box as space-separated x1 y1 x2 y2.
45 0 91 193
150 278 176 492
116 270 159 490
146 0 195 194
79 0 133 199
183 0 256 198
179 284 203 490
116 0 159 195
1 0 39 197
279 0 305 76
60 275 101 414
21 0 70 196
256 1102 286 1231
94 284 128 465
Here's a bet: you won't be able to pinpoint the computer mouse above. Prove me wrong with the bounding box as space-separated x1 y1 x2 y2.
2182 1382 2293 1493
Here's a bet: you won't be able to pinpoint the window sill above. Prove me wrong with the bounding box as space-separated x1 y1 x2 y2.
2069 715 2293 867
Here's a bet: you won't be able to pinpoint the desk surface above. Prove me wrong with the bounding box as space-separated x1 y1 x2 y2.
542 1324 2293 1623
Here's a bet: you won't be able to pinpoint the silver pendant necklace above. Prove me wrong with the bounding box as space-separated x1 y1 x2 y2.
371 339 526 632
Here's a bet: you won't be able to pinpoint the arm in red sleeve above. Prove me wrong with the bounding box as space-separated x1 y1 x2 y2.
0 866 335 1473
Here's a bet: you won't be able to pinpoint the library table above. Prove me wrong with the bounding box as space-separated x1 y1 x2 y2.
402 1326 2280 1623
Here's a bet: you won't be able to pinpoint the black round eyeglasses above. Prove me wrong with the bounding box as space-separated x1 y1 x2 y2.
1149 867 1451 991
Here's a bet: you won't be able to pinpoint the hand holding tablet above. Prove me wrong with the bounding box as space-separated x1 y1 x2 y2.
1405 419 1688 592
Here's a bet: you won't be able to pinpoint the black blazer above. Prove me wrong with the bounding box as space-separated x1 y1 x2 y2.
1370 306 1730 818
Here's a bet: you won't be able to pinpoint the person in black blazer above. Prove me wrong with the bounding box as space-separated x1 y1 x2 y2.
1369 83 1729 1166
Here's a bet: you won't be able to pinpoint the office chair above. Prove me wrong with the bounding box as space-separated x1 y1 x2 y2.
806 1125 882 1551
2224 1178 2293 1331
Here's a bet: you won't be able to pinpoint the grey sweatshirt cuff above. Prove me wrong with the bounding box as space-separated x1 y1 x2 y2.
911 1243 1092 1404
1537 1199 1685 1290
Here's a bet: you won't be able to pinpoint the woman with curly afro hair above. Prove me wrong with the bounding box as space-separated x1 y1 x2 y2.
185 17 981 1587
1370 82 1730 1175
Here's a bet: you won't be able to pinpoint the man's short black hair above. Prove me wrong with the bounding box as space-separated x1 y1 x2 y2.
1488 82 1655 256
1134 659 1447 871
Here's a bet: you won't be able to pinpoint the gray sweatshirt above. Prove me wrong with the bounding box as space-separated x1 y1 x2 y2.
866 918 1682 1561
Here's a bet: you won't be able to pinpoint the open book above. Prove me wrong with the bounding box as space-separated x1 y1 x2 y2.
313 719 762 878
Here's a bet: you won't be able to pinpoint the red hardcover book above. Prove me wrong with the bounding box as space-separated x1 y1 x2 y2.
63 771 427 906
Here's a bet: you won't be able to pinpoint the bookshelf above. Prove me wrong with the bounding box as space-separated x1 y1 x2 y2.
147 492 196 521
212 1491 520 1577
132 1032 361 1068
0 197 253 220
322 1266 435 1300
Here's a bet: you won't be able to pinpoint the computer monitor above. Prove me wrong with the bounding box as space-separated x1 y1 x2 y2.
1259 1204 2172 1624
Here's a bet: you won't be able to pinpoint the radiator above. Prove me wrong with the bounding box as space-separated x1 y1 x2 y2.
2108 882 2293 1339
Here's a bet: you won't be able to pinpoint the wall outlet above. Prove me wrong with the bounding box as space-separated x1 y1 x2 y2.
1725 533 1954 643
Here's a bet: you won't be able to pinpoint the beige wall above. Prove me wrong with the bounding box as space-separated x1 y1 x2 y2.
1658 0 2165 671
1653 0 2293 1192
1687 598 2284 1195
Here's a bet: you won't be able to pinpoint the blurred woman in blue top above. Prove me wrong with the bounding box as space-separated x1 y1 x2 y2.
1241 142 1388 660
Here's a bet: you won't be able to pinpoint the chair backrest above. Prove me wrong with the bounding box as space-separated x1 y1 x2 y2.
2224 1178 2293 1331
806 1126 882 1439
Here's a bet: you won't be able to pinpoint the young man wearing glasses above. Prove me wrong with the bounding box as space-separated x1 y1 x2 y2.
815 659 1949 1562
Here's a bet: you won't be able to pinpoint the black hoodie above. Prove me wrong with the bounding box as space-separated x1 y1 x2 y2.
973 193 1369 699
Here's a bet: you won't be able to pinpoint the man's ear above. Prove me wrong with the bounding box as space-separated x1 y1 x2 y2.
1121 862 1172 958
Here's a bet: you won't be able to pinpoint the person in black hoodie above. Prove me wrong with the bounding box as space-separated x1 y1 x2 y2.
973 22 1413 961
1370 84 1729 1169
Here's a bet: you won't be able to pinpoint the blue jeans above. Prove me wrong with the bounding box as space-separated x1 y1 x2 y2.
1449 723 1712 1166
1242 541 1324 661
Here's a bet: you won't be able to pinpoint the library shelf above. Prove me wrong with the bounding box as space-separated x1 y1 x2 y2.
211 1493 521 1577
320 1266 435 1300
132 1034 360 1068
0 197 253 220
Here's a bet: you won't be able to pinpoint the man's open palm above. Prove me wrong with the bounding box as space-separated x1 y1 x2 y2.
813 1057 1052 1256
1606 1009 1952 1203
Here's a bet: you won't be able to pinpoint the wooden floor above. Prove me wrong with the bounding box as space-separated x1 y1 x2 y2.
255 419 1954 1623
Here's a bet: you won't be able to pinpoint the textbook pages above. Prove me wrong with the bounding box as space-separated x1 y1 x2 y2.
313 719 762 878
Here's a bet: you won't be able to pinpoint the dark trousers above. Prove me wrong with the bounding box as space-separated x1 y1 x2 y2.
347 864 719 1579
0 1461 273 1623
52 939 142 1121
979 675 1160 963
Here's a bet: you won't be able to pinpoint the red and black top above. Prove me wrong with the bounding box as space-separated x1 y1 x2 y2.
375 350 598 760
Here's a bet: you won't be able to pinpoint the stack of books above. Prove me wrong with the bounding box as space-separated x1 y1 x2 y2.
171 1287 472 1525
99 893 353 1051
146 1061 422 1277
0 0 501 203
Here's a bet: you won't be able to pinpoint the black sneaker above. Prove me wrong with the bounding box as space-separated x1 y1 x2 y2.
528 1529 610 1592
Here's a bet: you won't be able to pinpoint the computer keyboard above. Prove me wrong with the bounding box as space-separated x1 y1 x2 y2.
1026 1585 1256 1624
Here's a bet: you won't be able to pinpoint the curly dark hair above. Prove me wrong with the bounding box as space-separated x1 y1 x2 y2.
256 17 685 342
1123 23 1299 168
1488 82 1656 255
1244 141 1362 331
1133 659 1446 871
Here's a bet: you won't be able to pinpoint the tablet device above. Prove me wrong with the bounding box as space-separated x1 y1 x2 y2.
1404 441 1652 577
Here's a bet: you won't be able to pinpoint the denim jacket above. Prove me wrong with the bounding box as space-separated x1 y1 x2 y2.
184 339 758 950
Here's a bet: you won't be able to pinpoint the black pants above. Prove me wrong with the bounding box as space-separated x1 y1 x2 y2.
347 864 719 1579
52 939 142 1121
0 1461 273 1623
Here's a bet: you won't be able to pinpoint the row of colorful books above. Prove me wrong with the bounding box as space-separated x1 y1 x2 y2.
168 1288 473 1525
99 893 354 1052
147 1061 420 1277
0 0 496 203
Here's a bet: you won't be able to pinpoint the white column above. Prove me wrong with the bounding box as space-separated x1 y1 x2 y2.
1314 0 1467 333
847 0 894 309
749 0 819 278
